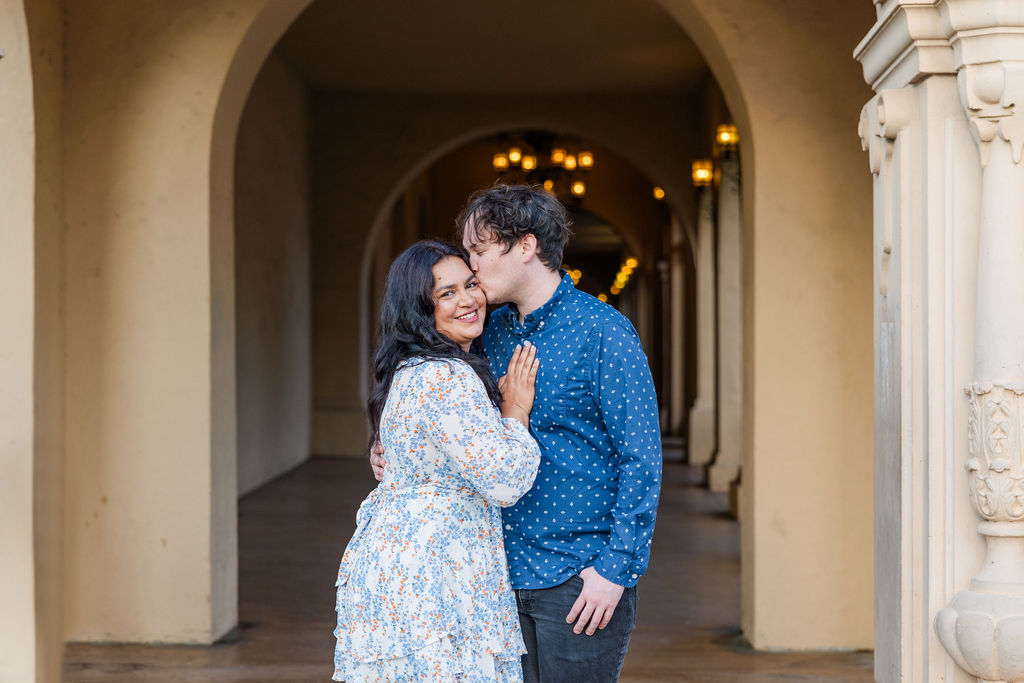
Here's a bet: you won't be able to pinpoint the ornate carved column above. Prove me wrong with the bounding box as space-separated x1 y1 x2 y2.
856 3 986 680
934 50 1024 682
688 183 717 467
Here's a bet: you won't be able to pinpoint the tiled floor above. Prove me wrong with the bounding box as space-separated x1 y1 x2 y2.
65 457 873 682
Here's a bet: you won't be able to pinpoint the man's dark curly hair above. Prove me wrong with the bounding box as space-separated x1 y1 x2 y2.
457 184 574 270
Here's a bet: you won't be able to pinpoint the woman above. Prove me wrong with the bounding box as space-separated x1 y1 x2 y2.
333 241 541 682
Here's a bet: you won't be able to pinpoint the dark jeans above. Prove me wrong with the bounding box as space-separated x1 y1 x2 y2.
516 574 637 683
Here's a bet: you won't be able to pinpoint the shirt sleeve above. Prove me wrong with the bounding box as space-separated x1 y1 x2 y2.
588 323 663 587
419 360 541 507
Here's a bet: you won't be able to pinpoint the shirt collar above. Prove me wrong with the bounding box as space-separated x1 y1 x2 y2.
509 271 574 333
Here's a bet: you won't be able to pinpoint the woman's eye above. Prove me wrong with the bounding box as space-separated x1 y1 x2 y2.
467 281 479 289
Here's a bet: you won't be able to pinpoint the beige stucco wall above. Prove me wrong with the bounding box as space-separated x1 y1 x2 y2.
235 52 312 497
657 0 876 649
61 0 306 643
310 92 700 455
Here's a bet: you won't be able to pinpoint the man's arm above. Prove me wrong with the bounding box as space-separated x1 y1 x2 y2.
567 321 663 635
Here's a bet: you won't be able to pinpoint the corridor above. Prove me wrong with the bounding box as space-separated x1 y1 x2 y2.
64 458 872 682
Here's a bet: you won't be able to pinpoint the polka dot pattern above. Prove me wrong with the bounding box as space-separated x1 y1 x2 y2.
483 272 663 590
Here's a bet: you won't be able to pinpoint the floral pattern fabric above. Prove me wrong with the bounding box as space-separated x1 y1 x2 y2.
334 358 541 682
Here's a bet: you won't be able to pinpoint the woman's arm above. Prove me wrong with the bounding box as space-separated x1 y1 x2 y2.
419 360 540 507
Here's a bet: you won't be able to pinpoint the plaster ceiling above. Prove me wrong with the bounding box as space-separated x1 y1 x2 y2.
276 0 707 93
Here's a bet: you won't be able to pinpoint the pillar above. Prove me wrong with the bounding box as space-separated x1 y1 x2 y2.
709 153 742 492
0 1 40 678
668 214 688 436
934 15 1024 681
62 0 306 643
855 1 1015 679
688 184 717 466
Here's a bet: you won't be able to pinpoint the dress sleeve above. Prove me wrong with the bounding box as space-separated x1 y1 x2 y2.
587 322 663 587
418 360 540 507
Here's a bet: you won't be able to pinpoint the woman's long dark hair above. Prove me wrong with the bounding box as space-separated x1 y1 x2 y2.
368 240 502 447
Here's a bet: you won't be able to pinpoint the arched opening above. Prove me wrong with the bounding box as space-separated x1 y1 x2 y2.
355 128 697 437
53 0 876 678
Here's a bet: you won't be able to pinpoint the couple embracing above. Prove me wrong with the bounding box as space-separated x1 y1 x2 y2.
333 184 663 682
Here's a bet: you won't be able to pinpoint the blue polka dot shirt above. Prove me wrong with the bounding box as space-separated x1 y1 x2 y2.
483 272 662 589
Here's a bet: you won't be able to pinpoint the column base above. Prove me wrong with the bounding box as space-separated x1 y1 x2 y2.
708 462 740 493
935 590 1024 682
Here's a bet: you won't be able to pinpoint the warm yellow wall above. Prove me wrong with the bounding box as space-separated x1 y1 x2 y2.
61 0 307 643
657 0 876 649
310 92 701 455
235 52 312 496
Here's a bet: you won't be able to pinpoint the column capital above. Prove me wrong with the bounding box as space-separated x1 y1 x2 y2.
855 2 951 91
859 88 919 175
956 58 1024 165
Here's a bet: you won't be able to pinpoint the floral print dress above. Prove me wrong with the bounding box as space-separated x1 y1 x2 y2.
333 358 541 682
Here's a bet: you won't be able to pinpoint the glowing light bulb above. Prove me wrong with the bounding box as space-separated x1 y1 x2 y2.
625 258 638 268
578 151 594 168
610 286 621 295
521 154 537 171
543 179 555 193
493 153 509 170
597 293 608 302
551 148 566 164
691 160 713 186
571 181 586 196
653 186 666 200
508 147 522 164
716 124 739 148
564 154 578 171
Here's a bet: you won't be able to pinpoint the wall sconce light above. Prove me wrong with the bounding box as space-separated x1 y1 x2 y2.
692 159 713 186
716 124 739 149
652 186 666 200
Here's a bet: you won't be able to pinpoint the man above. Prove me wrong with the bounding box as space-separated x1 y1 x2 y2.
374 184 662 682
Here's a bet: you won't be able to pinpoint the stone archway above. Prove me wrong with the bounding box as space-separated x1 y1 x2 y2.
17 3 876 680
60 0 313 647
653 0 875 649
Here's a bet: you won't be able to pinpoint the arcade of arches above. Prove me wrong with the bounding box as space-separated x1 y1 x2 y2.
8 1 1017 682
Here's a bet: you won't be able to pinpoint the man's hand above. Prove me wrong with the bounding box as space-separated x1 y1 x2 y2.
565 566 625 636
369 440 385 482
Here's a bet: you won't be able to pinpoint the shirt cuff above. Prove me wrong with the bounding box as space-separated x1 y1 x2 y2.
593 547 644 588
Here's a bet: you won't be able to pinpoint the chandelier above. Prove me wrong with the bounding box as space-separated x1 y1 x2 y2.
491 131 594 198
